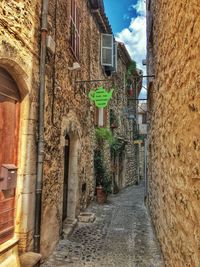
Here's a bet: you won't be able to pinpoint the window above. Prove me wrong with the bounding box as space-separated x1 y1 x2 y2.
142 113 147 124
101 34 114 66
70 0 80 59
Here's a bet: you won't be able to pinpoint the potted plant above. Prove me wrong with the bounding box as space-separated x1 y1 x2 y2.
94 149 111 204
95 174 112 204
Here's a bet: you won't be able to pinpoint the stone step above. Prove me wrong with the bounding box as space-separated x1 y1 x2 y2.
20 252 42 267
62 218 77 236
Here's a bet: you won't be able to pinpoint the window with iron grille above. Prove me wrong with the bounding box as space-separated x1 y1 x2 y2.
70 0 80 59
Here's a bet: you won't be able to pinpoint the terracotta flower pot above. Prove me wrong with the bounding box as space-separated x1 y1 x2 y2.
96 186 107 204
111 123 117 128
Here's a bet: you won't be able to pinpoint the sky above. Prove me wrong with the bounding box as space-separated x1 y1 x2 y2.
104 0 147 99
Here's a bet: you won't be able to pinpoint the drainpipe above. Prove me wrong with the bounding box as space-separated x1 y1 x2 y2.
34 0 49 253
135 79 140 184
144 138 148 202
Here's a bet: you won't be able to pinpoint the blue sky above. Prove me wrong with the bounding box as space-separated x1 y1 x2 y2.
104 0 147 98
104 0 138 34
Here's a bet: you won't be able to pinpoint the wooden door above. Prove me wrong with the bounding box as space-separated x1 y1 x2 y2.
0 68 20 244
62 135 70 222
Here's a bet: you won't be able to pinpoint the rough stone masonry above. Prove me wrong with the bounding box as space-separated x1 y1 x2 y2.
147 0 200 266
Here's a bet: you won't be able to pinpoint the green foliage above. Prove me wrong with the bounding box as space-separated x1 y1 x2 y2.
94 149 104 181
95 128 125 154
127 60 137 76
94 149 112 194
126 60 137 86
95 127 114 145
110 138 125 154
102 174 112 195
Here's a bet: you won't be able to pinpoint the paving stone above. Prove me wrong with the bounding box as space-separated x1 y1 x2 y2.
42 182 165 267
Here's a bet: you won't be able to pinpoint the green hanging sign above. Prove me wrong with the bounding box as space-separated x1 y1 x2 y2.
89 86 114 108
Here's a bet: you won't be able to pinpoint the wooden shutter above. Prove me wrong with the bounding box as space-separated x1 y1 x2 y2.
94 107 99 127
0 68 20 101
103 108 108 127
101 34 113 66
113 41 118 72
94 108 108 127
76 7 80 59
70 0 80 59
70 0 75 52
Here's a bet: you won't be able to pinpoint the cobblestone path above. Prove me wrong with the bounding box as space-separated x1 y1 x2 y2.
42 182 165 267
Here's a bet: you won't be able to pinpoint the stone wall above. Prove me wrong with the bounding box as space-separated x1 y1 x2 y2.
147 0 200 266
110 44 139 189
0 0 40 265
0 0 141 262
40 0 109 258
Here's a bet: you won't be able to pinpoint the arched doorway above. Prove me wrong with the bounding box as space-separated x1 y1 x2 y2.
62 132 79 226
0 67 20 244
62 135 70 222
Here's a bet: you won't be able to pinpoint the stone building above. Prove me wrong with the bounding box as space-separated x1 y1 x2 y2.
40 0 114 259
138 102 147 137
138 102 147 180
0 1 41 266
0 0 139 266
110 42 141 190
147 0 200 266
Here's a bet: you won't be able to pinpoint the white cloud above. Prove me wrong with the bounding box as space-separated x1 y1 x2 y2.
115 0 147 99
132 0 146 16
116 0 146 74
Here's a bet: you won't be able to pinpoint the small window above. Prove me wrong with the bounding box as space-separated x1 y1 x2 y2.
142 113 147 124
70 0 80 59
101 34 113 66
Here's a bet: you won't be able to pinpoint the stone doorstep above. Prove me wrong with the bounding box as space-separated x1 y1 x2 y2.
78 212 96 223
19 252 42 267
62 219 78 236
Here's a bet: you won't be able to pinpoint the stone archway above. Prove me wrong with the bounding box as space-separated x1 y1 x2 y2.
0 58 29 99
61 111 82 222
0 67 21 244
0 61 31 266
67 133 79 221
0 59 36 256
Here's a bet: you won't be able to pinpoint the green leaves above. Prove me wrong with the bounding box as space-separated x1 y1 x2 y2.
110 138 125 154
94 149 112 194
127 60 137 76
95 127 114 145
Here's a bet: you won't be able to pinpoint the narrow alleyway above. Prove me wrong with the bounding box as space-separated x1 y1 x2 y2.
42 182 164 267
